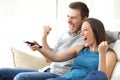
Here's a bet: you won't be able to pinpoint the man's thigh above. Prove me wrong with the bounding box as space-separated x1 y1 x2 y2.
14 72 59 80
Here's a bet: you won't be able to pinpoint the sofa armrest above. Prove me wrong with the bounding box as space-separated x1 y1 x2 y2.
11 47 50 69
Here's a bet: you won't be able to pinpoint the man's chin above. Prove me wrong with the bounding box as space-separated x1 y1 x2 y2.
69 30 75 33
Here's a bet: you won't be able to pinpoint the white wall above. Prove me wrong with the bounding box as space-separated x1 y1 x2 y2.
0 0 57 67
88 0 120 31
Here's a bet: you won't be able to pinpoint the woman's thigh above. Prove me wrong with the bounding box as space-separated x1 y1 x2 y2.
83 71 108 80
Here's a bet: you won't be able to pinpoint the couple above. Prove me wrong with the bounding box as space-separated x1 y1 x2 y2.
0 1 117 80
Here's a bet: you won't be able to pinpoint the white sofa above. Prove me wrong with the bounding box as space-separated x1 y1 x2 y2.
110 39 120 80
11 48 50 69
11 39 120 80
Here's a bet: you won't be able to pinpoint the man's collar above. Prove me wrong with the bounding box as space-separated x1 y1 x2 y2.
68 31 80 36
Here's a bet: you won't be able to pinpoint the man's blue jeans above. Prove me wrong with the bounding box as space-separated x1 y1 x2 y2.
0 68 108 80
0 68 59 80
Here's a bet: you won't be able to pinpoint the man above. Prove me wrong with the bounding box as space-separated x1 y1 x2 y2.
41 1 89 75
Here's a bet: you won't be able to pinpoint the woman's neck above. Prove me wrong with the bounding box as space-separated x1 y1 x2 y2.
89 45 98 51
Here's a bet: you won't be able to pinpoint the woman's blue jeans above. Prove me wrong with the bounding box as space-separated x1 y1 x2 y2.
83 71 108 80
0 68 59 80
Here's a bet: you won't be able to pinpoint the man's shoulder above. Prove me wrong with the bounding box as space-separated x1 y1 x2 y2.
106 30 119 43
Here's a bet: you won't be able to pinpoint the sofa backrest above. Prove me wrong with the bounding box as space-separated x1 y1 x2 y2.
110 39 120 80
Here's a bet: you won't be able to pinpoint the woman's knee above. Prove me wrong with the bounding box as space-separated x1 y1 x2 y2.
83 71 108 80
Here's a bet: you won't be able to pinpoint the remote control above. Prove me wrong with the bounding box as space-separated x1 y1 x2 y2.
24 41 42 48
24 41 36 46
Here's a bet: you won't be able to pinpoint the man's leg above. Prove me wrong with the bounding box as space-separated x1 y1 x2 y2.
14 72 59 80
44 68 51 72
0 68 38 80
46 76 71 80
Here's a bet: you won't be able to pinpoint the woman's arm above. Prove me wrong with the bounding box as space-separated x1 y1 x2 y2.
98 41 117 80
106 50 117 80
30 44 84 62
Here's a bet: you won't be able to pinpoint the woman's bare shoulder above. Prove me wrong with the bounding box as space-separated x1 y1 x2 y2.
74 45 84 53
106 48 117 60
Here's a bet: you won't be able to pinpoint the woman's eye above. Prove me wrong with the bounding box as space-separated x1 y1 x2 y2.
84 29 88 31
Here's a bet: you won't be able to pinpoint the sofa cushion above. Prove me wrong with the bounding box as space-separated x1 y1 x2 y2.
106 31 119 44
110 40 120 80
112 39 120 61
11 47 50 69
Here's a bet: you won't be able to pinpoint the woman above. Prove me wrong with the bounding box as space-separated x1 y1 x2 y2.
16 18 117 80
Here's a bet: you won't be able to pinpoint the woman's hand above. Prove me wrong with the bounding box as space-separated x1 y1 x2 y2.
98 41 108 54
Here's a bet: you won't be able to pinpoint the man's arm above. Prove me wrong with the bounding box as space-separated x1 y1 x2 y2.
41 26 52 63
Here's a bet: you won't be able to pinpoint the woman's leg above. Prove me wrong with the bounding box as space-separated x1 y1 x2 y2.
0 68 38 80
83 71 108 80
14 72 59 80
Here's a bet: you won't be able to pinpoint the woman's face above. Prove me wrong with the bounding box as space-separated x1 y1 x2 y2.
80 21 97 47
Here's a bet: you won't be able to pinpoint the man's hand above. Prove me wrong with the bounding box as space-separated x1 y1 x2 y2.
42 26 52 37
28 41 40 51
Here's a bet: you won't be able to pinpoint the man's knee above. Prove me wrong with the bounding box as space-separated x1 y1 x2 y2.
14 73 28 80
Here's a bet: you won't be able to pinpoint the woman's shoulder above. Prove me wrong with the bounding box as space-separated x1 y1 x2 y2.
107 48 115 53
73 45 84 53
106 47 117 59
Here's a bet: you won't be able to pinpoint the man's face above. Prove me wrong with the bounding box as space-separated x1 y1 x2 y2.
67 8 84 34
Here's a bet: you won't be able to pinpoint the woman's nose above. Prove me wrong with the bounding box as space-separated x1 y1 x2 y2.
80 31 83 37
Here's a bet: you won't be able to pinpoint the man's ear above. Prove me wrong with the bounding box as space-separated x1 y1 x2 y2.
84 16 88 20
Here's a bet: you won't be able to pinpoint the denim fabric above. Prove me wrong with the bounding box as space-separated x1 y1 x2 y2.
14 72 59 80
0 68 59 80
44 68 51 72
83 71 108 80
46 76 71 80
0 68 38 80
0 68 108 80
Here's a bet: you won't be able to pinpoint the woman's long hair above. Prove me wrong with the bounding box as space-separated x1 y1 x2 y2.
84 18 106 46
83 18 114 52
